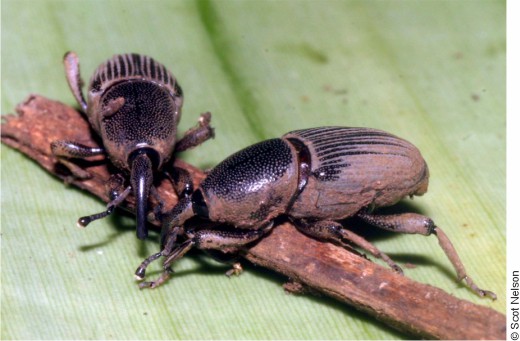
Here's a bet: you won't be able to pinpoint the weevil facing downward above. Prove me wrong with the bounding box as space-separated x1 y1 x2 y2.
137 127 496 300
51 52 214 240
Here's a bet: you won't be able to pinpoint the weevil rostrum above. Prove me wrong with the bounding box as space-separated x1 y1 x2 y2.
51 52 214 240
136 126 496 300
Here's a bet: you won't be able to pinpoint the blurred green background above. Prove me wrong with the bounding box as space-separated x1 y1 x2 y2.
1 0 505 339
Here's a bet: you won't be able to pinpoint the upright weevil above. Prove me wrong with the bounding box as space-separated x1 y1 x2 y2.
51 52 214 240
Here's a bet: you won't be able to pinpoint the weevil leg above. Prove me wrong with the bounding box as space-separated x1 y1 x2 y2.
160 197 194 247
164 166 194 198
135 226 180 282
63 51 88 112
294 219 403 274
174 112 215 152
138 225 272 289
203 249 243 277
357 211 497 300
138 230 192 289
225 262 244 277
51 140 106 179
181 223 273 256
162 227 270 273
77 174 131 227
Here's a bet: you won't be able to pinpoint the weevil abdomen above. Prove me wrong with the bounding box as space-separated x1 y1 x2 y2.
284 127 429 220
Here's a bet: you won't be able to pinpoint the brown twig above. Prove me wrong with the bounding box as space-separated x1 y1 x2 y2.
1 95 506 340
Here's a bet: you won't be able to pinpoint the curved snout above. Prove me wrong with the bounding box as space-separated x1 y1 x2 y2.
130 152 154 240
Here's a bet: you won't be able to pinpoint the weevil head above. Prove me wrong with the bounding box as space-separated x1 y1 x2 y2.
86 53 183 172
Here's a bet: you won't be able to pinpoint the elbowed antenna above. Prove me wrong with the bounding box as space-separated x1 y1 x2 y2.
130 152 154 240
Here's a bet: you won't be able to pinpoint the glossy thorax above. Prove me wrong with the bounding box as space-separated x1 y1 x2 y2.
86 54 183 171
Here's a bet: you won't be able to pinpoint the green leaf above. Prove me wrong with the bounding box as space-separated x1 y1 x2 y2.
1 0 505 339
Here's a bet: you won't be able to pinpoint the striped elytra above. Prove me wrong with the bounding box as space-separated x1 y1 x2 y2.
89 53 181 97
283 127 429 220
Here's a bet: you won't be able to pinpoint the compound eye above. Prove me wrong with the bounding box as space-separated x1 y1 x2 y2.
191 189 209 218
